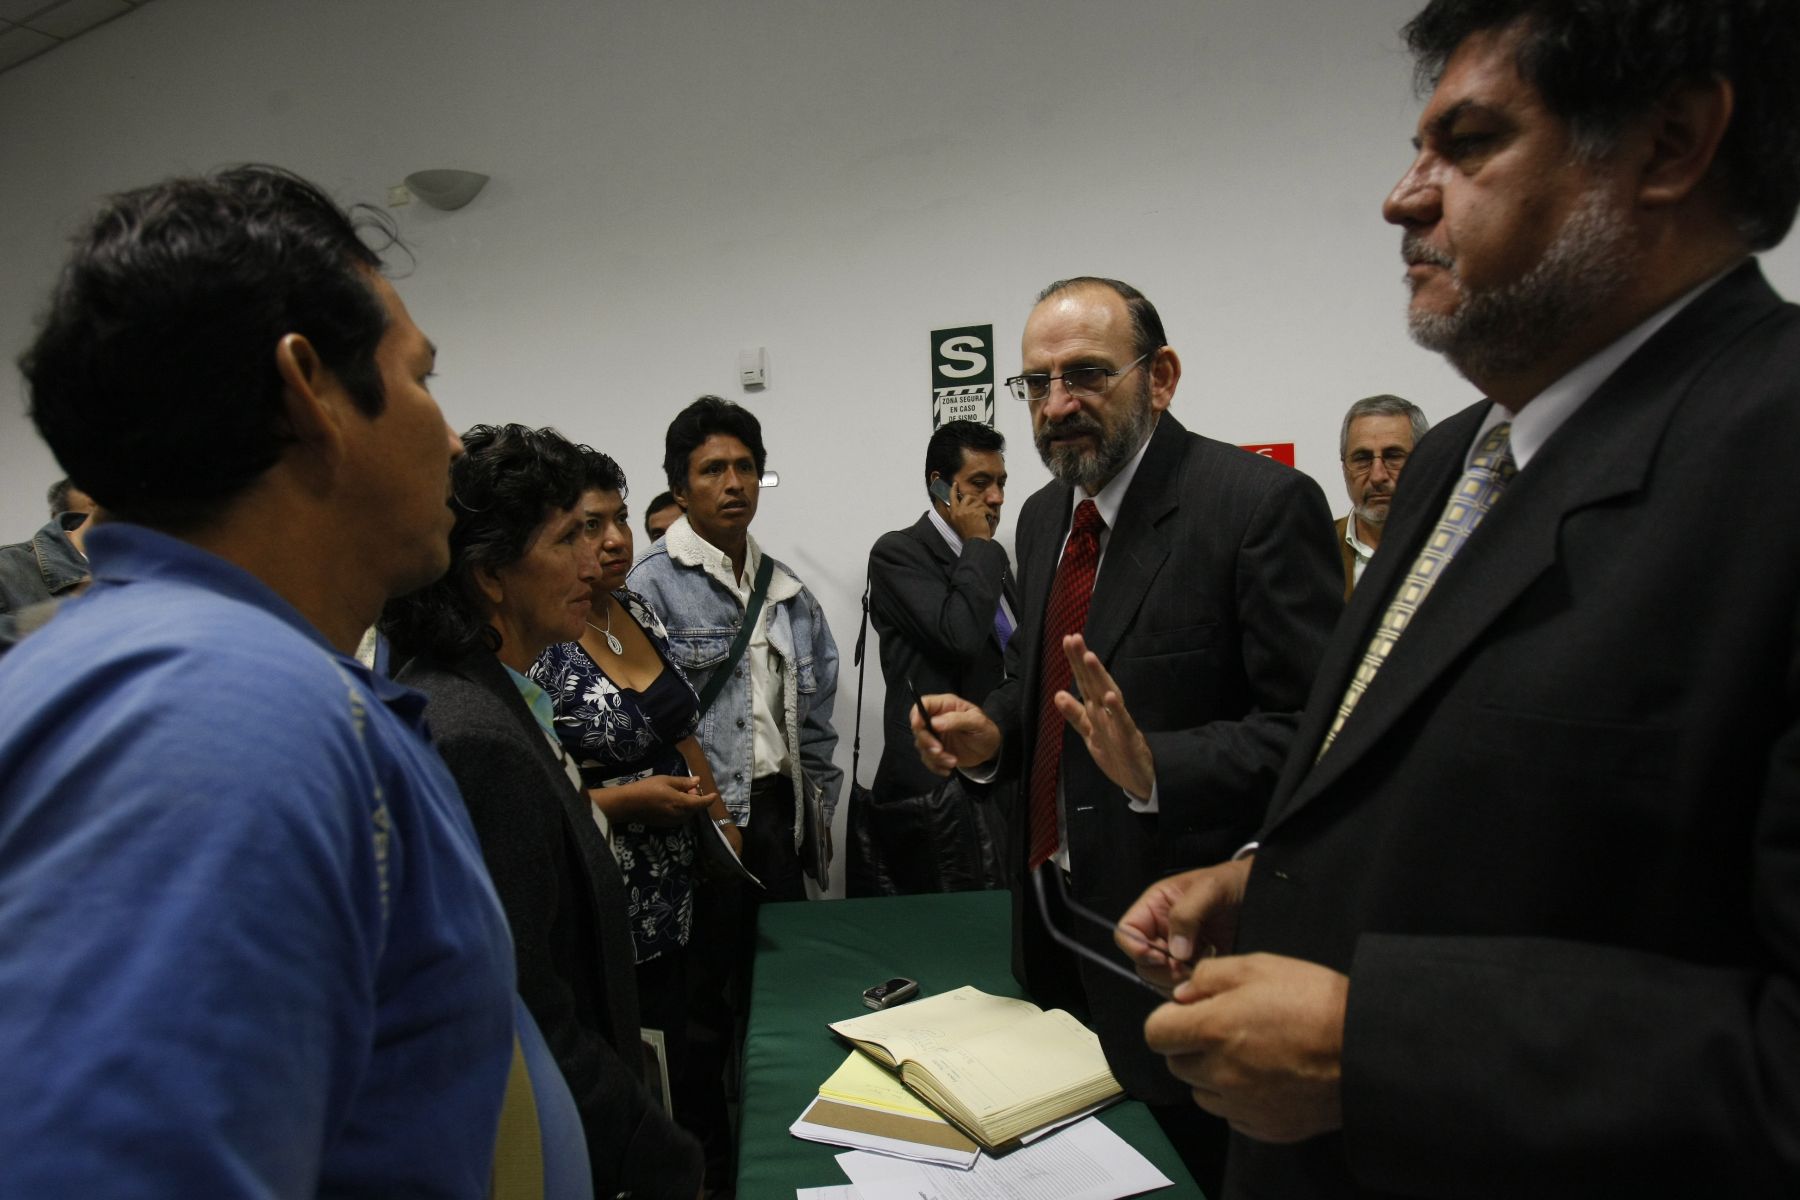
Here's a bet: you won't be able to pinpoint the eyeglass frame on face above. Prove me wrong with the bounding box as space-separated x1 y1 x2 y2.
1343 447 1410 476
1004 351 1154 403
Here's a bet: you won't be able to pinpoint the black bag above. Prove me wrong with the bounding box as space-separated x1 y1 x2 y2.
848 773 1008 896
845 578 1008 897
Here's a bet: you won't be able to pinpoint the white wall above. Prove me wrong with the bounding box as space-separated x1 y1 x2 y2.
4 0 1797 889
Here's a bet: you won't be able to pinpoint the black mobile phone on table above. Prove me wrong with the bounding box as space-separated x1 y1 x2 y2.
862 977 920 1010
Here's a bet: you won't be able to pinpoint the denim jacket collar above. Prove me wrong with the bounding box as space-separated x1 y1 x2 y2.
664 515 803 604
33 514 89 596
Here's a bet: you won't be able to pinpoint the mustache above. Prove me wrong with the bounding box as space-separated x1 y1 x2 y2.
1402 234 1453 270
1035 412 1105 450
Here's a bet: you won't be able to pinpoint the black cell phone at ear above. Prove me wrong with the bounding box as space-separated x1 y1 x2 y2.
862 977 920 1009
929 478 953 506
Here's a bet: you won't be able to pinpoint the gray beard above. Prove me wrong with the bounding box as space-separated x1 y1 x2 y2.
1407 188 1632 382
1353 500 1389 528
1035 375 1156 492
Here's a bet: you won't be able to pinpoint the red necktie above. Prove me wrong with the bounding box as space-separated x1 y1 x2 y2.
1028 499 1104 869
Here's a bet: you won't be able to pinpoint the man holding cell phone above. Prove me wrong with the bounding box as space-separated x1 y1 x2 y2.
860 420 1018 895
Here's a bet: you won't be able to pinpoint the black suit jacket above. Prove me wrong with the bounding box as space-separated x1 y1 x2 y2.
868 513 1018 800
983 412 1342 1100
399 651 703 1200
1230 261 1800 1198
1332 514 1359 600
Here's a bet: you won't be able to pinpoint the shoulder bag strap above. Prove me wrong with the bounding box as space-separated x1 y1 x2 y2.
694 553 775 718
851 575 871 785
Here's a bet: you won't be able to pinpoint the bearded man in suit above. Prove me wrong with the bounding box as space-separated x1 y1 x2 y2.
1115 2 1800 1196
915 276 1342 1190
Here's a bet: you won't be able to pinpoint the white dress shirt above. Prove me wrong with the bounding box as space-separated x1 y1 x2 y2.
664 516 790 778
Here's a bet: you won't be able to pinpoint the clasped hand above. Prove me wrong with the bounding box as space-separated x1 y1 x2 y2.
1117 859 1350 1145
590 775 719 828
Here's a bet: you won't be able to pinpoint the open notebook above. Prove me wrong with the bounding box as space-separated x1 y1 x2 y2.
827 985 1122 1149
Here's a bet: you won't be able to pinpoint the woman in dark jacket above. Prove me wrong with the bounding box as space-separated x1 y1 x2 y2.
530 454 741 1174
383 423 702 1200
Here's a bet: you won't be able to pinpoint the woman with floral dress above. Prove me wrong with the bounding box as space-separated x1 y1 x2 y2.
530 452 739 1156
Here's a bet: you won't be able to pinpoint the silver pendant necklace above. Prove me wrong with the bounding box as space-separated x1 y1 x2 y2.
585 603 624 655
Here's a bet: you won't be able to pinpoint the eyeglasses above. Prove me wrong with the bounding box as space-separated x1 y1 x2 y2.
1344 448 1409 476
1004 352 1152 402
1029 864 1193 997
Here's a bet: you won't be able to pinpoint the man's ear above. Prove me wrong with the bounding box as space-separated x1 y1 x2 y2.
273 333 346 464
1636 77 1734 211
1148 345 1181 414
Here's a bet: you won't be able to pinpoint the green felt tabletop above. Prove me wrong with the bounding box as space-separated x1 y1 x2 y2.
735 890 1204 1199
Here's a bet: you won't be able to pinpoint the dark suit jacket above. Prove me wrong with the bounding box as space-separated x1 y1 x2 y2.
982 412 1342 1101
399 651 703 1200
1230 261 1800 1198
868 513 1018 801
1332 514 1358 600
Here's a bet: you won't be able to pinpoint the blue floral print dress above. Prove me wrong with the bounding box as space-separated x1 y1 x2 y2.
531 589 699 964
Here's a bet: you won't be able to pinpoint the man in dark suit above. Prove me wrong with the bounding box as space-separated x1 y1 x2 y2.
862 419 1017 893
1331 395 1427 599
1117 2 1800 1195
915 277 1342 1185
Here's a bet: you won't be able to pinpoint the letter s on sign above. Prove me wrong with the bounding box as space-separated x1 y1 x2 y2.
938 335 987 379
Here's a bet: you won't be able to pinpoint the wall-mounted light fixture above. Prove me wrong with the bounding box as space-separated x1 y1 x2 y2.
403 169 490 211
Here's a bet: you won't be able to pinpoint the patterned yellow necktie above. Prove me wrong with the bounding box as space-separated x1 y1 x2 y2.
1317 421 1516 760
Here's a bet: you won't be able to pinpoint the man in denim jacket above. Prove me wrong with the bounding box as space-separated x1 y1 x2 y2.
0 480 95 649
629 396 842 900
628 394 841 1187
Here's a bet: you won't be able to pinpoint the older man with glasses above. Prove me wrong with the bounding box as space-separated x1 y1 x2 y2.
911 275 1342 1193
1335 394 1430 598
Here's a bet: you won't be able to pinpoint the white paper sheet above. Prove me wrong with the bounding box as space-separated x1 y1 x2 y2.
834 1116 1173 1200
796 1188 861 1200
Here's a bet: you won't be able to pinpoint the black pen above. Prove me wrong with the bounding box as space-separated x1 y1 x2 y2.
907 678 940 739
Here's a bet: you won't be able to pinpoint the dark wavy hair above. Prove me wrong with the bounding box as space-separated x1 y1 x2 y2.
577 445 628 497
662 395 766 496
1402 0 1800 250
20 164 401 530
381 424 591 664
1036 277 1168 362
923 420 1005 496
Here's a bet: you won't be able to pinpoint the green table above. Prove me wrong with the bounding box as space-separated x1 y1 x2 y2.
736 890 1204 1199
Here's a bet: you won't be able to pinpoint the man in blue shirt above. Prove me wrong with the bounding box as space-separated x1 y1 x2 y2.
0 166 536 1197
